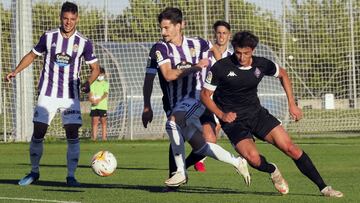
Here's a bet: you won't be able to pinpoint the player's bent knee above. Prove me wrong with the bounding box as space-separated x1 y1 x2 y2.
64 124 81 139
32 121 49 139
245 151 261 167
193 143 209 155
287 144 302 158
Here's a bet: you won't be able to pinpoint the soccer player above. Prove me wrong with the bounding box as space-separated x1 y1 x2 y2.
89 67 109 141
6 2 100 187
194 20 233 172
146 7 250 188
142 35 208 192
201 30 343 197
143 21 233 180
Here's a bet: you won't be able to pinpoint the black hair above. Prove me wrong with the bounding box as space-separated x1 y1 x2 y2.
158 7 183 24
213 20 231 31
231 31 259 49
61 1 78 15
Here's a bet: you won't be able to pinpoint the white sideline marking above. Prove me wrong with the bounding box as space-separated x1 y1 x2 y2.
0 196 81 203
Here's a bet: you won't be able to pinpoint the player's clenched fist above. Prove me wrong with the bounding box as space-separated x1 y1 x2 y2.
220 112 237 123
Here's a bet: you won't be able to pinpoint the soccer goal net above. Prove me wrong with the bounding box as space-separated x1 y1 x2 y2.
1 0 359 141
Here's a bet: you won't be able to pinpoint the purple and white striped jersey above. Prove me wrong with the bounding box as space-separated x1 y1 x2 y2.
32 28 98 99
208 42 233 66
200 42 233 85
146 36 209 109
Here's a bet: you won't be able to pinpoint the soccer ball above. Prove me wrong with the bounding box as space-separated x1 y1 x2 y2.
91 151 117 177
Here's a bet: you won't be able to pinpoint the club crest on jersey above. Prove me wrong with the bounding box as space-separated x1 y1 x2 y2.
55 52 71 67
73 44 79 52
176 61 192 70
190 48 196 57
254 67 261 78
205 71 213 83
155 50 163 62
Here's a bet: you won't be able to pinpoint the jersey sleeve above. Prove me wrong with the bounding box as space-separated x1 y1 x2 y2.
263 58 280 77
152 42 170 66
83 40 98 64
145 44 162 75
32 33 47 56
203 63 220 91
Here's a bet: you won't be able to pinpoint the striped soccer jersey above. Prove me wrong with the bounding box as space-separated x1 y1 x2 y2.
32 28 98 99
201 42 233 86
146 36 210 109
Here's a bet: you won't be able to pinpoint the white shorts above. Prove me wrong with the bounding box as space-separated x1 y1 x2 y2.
33 95 82 125
172 98 205 140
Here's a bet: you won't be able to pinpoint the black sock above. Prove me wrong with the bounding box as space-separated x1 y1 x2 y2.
249 155 276 173
185 151 205 169
294 152 327 191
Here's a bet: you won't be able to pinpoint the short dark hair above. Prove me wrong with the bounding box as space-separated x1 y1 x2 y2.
61 1 78 15
99 67 106 74
158 7 183 24
213 20 231 31
231 31 259 49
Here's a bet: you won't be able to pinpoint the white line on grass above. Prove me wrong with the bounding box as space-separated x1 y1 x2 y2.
0 196 81 203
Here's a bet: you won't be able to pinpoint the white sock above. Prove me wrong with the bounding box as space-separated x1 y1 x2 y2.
30 137 44 173
196 143 239 167
166 120 186 175
67 138 80 177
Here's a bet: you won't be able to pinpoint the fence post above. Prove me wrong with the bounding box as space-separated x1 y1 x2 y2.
349 0 357 108
13 0 34 142
224 0 229 22
203 0 208 39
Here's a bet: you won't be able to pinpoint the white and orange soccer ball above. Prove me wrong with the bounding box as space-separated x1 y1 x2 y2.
91 151 117 177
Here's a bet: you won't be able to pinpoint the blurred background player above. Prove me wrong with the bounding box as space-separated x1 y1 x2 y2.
89 67 109 141
194 20 233 172
146 7 250 189
6 1 100 187
201 30 343 197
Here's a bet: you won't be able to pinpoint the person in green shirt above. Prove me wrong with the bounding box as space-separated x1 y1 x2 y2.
89 67 109 141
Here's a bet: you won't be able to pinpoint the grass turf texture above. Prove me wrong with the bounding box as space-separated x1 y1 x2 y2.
0 137 359 203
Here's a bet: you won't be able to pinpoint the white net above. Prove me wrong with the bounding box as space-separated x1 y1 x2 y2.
1 0 359 141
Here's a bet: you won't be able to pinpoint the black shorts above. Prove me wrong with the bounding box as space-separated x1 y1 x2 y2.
90 109 107 117
199 109 216 126
220 107 280 145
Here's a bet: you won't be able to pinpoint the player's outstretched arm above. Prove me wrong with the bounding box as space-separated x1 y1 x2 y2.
142 73 156 128
160 59 209 82
278 67 303 121
6 51 37 82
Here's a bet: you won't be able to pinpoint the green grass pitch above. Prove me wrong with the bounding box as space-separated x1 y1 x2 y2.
0 137 359 202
